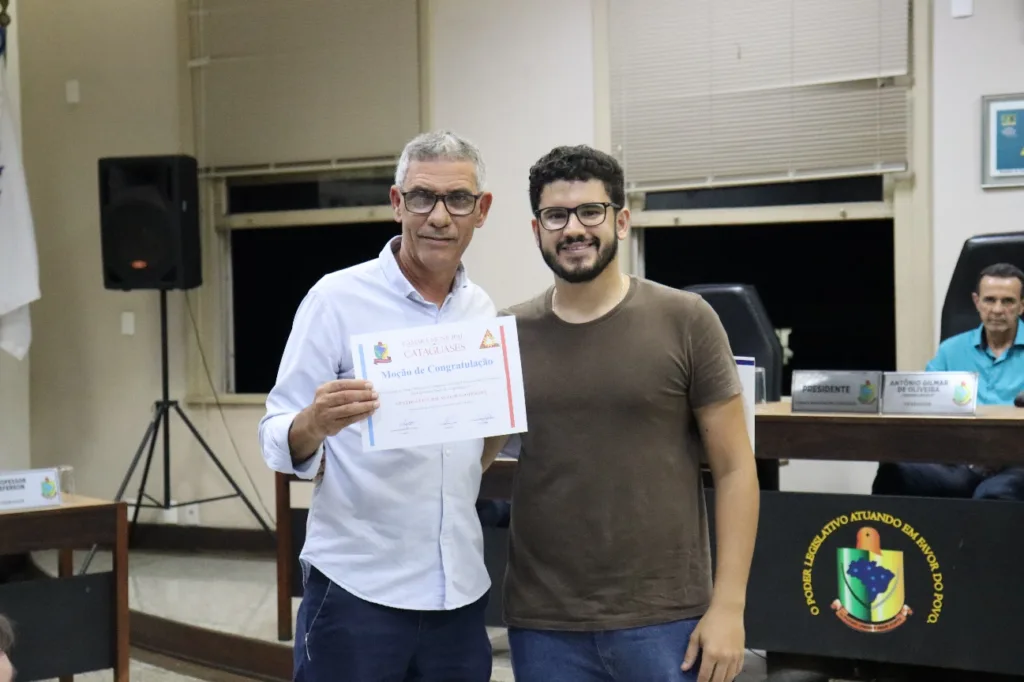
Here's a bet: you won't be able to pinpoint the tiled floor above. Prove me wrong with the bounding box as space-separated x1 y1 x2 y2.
34 550 774 681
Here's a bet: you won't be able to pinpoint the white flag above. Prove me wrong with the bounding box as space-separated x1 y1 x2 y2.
0 52 41 361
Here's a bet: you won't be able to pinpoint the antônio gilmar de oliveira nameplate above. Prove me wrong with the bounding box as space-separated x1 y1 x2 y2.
880 371 979 416
790 370 882 413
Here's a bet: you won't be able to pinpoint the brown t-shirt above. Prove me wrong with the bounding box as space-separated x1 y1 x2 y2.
501 276 742 630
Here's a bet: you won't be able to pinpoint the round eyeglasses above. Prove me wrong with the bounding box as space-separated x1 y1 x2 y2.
536 202 619 231
402 190 481 216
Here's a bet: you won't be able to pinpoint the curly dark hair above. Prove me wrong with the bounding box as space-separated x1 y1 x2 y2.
528 145 626 214
0 614 13 654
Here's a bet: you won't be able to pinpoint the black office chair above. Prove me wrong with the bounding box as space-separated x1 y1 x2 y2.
940 231 1024 341
684 283 784 490
684 283 784 401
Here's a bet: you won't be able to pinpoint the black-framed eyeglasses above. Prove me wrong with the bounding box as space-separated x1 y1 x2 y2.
535 202 619 231
402 190 481 216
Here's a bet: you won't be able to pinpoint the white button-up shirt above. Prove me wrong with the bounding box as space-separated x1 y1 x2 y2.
259 237 496 611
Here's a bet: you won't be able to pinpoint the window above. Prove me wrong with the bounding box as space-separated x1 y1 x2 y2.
642 219 896 395
229 221 401 394
609 0 911 189
644 175 884 211
193 166 401 398
618 1 930 373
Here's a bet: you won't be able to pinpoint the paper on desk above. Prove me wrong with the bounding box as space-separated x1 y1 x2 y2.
736 356 756 453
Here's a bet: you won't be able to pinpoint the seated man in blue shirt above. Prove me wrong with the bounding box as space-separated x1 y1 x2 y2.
872 262 1024 500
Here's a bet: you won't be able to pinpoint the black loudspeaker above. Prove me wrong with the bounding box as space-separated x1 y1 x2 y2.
98 154 201 291
940 231 1024 341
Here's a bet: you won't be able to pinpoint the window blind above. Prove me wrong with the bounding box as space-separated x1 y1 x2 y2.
609 0 910 190
189 0 421 170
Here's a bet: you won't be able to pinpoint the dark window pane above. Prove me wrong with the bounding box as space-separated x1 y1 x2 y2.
228 174 394 213
230 222 402 393
642 220 895 395
644 176 883 211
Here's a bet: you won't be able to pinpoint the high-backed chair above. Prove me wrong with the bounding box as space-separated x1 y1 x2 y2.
941 231 1024 341
684 283 784 401
684 283 783 490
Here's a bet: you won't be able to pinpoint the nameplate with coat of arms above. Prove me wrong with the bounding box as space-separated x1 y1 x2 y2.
790 370 882 413
0 468 63 512
880 371 979 416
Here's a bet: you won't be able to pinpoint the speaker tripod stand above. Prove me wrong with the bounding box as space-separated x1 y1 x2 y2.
80 290 273 573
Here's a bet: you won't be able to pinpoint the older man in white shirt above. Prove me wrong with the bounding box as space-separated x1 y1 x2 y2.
259 131 499 682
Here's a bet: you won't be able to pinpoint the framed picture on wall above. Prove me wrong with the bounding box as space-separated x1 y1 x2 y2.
982 93 1024 189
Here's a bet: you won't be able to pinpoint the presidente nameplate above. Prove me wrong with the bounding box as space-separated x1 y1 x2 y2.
880 371 978 416
0 468 62 512
790 370 881 413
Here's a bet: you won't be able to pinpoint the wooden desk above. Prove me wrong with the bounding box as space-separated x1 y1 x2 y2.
0 495 129 682
755 401 1024 467
480 403 1024 500
274 404 1024 678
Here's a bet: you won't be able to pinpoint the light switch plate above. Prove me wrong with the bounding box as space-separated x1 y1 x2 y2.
65 80 81 104
951 0 973 18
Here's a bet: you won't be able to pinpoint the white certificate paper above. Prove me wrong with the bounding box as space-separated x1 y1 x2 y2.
351 316 528 451
734 356 755 453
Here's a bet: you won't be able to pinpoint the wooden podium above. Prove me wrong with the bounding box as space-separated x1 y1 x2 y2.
0 496 129 682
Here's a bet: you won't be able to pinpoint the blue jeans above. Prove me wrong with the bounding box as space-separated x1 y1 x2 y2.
294 565 492 682
508 617 701 682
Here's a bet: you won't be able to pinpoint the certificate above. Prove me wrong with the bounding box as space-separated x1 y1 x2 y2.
351 316 528 451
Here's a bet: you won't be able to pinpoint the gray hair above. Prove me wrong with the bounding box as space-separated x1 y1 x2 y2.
394 130 487 191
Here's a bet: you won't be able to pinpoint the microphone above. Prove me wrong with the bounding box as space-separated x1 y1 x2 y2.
1015 391 1024 408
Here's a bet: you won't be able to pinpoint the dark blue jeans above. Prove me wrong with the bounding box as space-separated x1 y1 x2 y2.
872 463 1024 500
293 565 492 682
508 617 702 682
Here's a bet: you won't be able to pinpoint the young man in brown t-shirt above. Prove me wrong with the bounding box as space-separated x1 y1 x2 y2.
484 146 759 682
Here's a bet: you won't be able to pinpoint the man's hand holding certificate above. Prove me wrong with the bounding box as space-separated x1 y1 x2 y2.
350 316 527 451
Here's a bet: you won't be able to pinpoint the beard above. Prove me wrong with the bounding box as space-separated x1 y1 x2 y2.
540 233 618 284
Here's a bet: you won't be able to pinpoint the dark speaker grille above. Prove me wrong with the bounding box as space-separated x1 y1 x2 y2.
98 154 201 291
106 192 174 285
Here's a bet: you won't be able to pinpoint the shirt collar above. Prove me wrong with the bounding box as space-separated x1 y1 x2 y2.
378 236 468 300
973 318 1024 349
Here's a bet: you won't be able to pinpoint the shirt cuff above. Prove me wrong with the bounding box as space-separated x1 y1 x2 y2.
292 443 325 480
261 411 324 479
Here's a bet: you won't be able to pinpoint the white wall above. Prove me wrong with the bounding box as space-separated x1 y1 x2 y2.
932 0 1024 338
0 0 32 473
19 0 204 520
427 0 597 309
